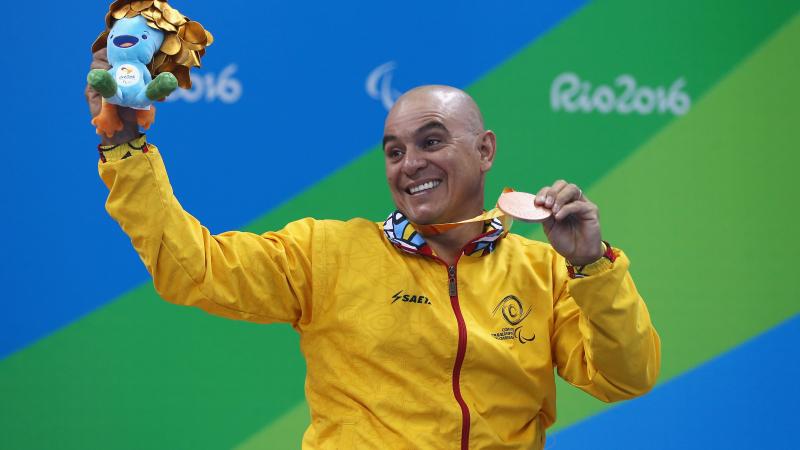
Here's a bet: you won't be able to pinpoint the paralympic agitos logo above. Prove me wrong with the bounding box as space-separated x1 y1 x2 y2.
491 295 535 344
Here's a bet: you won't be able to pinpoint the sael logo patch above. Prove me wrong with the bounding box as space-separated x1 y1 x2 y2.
391 290 432 305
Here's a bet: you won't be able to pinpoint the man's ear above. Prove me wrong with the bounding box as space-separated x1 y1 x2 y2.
477 130 497 173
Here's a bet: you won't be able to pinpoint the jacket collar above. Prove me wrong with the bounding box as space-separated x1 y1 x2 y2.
382 210 507 258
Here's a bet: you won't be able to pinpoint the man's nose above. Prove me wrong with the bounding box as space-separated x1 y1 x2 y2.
401 147 428 175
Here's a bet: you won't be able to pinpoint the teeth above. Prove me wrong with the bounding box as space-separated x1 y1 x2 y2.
409 180 440 194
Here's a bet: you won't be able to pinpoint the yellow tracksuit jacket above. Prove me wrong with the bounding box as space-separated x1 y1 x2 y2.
98 139 661 449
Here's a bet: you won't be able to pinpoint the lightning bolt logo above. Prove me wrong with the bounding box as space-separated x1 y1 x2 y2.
391 290 403 304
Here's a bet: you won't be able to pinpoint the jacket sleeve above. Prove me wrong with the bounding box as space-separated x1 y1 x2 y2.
98 144 315 325
550 248 661 402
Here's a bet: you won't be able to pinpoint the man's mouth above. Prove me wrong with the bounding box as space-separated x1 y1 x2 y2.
407 180 441 195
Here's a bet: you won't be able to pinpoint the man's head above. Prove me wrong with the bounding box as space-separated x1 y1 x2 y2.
383 85 496 226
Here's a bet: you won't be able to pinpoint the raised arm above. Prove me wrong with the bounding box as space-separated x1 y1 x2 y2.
98 141 315 325
87 48 314 326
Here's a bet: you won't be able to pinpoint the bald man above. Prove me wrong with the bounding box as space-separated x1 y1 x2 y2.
88 48 661 449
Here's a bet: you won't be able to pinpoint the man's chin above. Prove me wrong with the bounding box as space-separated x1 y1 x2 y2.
401 208 442 226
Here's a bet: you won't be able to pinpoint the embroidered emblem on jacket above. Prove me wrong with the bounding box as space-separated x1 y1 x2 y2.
491 295 536 343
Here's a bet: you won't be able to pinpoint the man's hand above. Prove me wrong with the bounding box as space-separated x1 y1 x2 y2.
534 180 603 266
85 48 140 145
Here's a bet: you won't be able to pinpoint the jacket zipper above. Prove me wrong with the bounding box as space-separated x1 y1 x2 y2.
447 263 470 450
401 226 500 448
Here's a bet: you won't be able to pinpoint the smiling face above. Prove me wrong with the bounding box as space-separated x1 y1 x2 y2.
106 15 165 64
383 86 496 225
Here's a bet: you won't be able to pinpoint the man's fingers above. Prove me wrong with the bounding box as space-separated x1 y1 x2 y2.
534 186 550 207
87 48 110 119
537 179 567 209
85 84 102 118
90 60 110 71
554 200 597 221
533 180 587 211
90 50 110 71
552 183 582 214
93 48 109 65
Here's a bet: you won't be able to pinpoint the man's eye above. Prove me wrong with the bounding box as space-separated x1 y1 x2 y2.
387 149 403 160
425 138 441 147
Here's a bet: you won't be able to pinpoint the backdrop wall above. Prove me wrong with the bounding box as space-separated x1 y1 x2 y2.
1 1 798 448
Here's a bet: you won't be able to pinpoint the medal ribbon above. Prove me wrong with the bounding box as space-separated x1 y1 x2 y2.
410 188 515 236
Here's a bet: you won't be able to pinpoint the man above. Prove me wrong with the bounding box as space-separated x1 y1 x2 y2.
87 48 660 449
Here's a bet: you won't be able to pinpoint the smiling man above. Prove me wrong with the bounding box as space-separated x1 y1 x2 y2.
89 51 660 448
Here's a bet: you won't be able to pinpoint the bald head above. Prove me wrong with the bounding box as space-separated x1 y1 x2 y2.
387 85 484 133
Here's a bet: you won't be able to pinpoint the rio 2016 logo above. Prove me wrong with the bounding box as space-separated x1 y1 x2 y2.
166 64 242 104
551 72 691 116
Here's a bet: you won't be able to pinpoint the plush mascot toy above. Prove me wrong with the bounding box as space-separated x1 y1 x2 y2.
88 0 213 137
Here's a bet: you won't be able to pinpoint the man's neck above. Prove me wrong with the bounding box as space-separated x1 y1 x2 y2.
420 221 485 266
